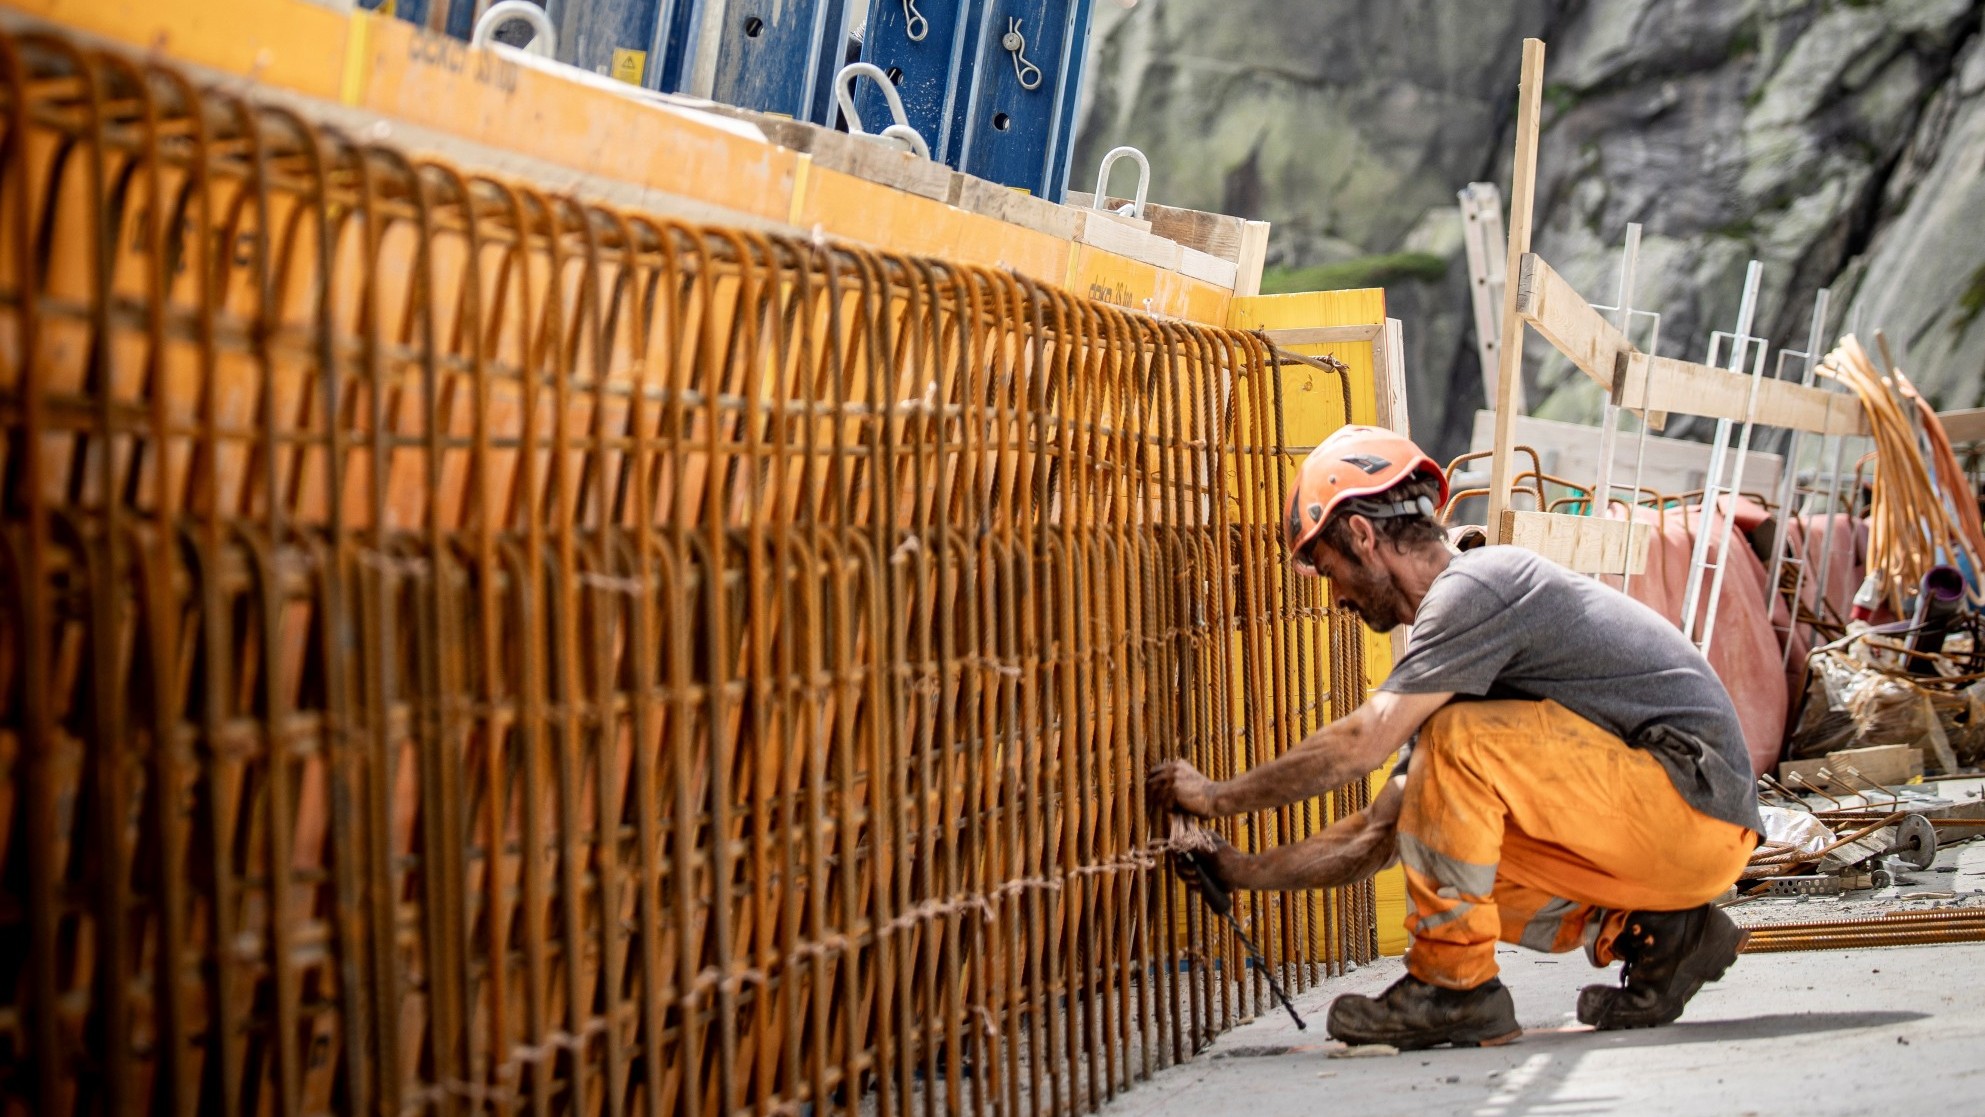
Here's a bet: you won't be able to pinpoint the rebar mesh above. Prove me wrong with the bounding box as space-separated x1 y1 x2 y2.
0 28 1374 1117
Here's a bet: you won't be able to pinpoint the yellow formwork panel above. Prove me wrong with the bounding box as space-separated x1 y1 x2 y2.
795 165 1068 284
1227 289 1410 958
2 0 351 100
1066 243 1232 324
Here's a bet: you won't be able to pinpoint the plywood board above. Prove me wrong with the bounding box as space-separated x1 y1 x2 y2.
1500 509 1651 575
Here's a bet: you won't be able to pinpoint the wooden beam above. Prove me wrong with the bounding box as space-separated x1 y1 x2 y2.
1070 208 1183 271
1936 407 1985 445
1177 245 1240 289
947 176 1083 240
1261 324 1383 346
1515 253 1632 392
1502 510 1651 575
1065 192 1249 262
1374 318 1409 437
1232 221 1272 298
1488 38 1547 540
1616 351 1868 435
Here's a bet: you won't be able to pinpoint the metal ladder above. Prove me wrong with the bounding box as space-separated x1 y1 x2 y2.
1679 260 1771 658
1458 183 1510 412
1761 289 1850 665
1585 224 1665 596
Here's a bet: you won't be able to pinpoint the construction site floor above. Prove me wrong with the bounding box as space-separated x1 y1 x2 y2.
1107 832 1985 1116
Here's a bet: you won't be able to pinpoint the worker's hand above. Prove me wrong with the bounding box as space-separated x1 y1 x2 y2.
1172 831 1245 899
1147 759 1220 818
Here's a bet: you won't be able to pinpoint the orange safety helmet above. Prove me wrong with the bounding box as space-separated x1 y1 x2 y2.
1283 425 1447 559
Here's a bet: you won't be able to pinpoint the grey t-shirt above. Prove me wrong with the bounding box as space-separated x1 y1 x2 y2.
1381 547 1761 833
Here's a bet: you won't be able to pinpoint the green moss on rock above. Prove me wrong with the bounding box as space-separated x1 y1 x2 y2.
1260 252 1449 294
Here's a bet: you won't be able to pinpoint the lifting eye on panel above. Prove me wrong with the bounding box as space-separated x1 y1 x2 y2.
471 0 557 58
834 62 933 161
1091 146 1150 220
1002 17 1044 90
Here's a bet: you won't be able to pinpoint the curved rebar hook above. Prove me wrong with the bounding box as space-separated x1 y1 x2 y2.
473 0 557 58
1092 145 1149 219
833 62 931 160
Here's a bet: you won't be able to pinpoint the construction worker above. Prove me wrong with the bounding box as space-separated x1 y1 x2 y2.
1148 424 1761 1049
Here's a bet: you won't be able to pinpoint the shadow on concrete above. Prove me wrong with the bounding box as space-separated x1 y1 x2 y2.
1520 1009 1930 1049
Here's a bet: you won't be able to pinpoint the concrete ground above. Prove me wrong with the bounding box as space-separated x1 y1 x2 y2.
1106 835 1985 1117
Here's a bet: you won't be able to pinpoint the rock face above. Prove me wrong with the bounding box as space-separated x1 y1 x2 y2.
1076 0 1985 461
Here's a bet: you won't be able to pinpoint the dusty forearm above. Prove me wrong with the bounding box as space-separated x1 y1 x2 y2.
1205 722 1382 816
1218 781 1405 891
1222 815 1396 891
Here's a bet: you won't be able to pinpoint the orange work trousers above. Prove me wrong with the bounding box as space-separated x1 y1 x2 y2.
1398 699 1756 990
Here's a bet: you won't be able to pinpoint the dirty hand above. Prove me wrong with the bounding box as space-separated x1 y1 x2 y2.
1147 759 1220 818
1171 831 1245 900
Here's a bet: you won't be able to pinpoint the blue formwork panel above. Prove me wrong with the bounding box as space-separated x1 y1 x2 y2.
951 0 1093 200
554 0 674 85
856 0 986 157
357 0 444 31
711 0 852 118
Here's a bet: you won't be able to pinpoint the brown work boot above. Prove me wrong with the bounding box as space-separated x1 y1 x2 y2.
1327 974 1521 1050
1577 903 1747 1030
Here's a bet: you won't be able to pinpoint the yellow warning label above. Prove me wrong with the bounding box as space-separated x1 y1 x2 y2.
611 48 647 86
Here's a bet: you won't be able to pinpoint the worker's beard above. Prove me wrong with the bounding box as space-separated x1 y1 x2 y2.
1331 560 1408 634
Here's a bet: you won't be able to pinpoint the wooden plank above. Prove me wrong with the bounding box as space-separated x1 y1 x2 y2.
1177 245 1240 289
747 117 957 201
1262 324 1382 346
1779 746 1924 789
1372 319 1409 437
1501 510 1650 575
947 175 1083 240
1488 38 1548 540
1616 351 1868 435
1515 253 1632 392
1069 208 1182 271
1936 407 1985 445
1384 319 1407 435
1065 192 1248 262
1232 221 1271 298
